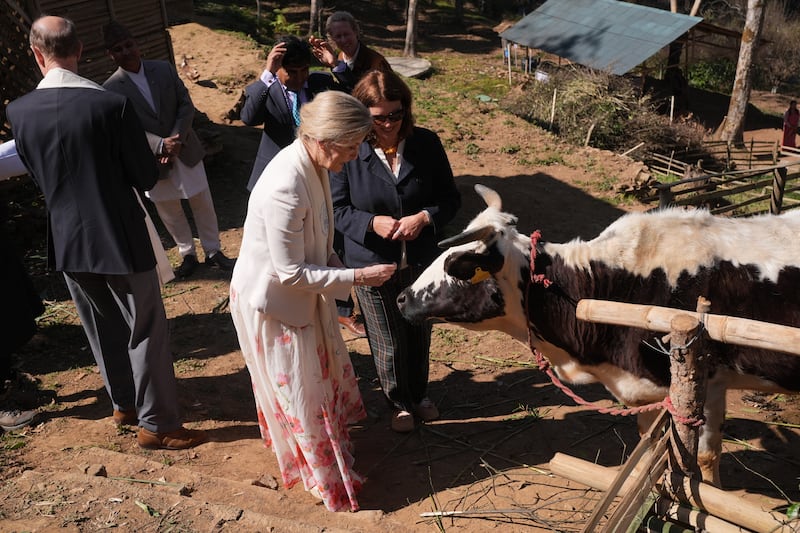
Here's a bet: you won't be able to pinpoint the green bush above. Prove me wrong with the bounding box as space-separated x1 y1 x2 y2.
687 59 736 93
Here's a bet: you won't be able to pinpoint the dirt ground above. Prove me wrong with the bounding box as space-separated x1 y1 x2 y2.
1 12 799 533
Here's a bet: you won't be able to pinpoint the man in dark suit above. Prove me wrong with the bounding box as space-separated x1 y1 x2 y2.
6 15 206 450
103 21 235 279
240 35 337 192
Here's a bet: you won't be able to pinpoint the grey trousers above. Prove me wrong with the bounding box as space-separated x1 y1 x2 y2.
64 269 181 433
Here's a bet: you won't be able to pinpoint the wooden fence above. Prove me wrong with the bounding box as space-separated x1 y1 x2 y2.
555 298 800 532
1 0 175 142
641 141 800 216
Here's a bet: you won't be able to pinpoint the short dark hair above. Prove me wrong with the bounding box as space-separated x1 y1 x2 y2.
352 70 415 140
30 16 80 58
276 35 311 68
102 20 134 50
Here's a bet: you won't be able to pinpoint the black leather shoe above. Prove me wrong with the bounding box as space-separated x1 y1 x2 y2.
175 254 199 278
206 251 236 271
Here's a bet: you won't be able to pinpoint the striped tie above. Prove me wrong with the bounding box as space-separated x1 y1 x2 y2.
289 90 301 126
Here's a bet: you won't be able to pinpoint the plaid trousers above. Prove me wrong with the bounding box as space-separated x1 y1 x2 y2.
355 265 433 412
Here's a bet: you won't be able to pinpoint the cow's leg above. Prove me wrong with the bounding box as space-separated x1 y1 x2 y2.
698 384 725 486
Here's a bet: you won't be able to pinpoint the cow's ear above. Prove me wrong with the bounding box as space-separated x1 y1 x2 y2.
445 246 504 282
445 252 484 281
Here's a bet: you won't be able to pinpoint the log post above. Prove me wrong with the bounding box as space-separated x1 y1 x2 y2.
771 166 788 214
667 312 705 478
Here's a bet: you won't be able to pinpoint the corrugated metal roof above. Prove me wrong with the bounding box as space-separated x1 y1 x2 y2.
500 0 702 75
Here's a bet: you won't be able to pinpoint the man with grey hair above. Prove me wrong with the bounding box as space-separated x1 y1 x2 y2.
6 15 207 450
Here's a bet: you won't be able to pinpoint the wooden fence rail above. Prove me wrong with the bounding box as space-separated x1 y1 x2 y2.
641 157 800 215
568 298 800 531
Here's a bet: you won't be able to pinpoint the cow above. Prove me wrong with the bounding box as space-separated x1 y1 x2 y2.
396 184 800 485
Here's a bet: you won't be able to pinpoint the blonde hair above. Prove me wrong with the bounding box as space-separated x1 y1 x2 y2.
297 91 371 146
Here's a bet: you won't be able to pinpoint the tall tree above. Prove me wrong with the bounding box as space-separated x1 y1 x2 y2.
309 0 323 36
403 0 418 57
719 0 766 142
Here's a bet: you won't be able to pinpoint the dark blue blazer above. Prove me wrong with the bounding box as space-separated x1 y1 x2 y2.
8 87 158 274
240 72 337 191
331 127 461 268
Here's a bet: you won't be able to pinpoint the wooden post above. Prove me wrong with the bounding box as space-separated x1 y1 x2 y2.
549 88 557 129
669 95 675 123
771 166 788 214
506 44 512 86
667 310 706 478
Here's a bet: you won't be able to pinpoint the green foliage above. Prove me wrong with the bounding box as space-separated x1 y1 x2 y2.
195 2 300 44
270 8 300 36
687 58 736 93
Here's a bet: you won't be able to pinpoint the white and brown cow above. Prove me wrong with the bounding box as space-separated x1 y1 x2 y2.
397 184 800 484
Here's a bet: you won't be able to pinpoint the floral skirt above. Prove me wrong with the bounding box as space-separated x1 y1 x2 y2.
230 288 366 511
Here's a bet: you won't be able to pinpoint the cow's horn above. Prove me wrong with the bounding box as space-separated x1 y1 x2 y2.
474 184 502 210
438 226 495 249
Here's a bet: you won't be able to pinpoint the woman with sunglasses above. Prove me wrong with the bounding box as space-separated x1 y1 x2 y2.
330 70 461 433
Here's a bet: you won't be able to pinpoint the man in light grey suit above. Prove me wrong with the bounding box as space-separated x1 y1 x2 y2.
102 21 235 279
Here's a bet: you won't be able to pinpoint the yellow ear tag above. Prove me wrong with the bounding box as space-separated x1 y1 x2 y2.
470 267 491 284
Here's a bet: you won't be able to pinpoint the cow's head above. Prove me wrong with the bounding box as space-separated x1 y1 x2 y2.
397 185 531 341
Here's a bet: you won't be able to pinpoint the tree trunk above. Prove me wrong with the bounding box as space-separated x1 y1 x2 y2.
308 0 322 36
719 0 766 143
454 0 464 25
403 0 418 58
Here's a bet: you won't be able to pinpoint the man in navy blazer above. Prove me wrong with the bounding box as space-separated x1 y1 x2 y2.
240 35 337 191
6 16 206 450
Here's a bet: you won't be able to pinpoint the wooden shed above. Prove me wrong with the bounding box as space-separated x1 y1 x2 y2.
2 0 185 142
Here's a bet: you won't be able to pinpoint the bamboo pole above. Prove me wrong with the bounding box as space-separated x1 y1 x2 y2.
581 411 670 532
549 453 796 532
664 472 796 533
655 498 751 533
576 299 800 357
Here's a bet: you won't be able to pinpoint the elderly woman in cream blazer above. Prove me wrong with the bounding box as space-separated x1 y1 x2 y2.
229 91 395 513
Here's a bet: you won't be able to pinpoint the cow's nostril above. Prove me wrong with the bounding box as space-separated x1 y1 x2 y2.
396 293 406 307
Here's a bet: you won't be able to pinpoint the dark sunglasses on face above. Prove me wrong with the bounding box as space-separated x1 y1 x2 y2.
372 109 405 124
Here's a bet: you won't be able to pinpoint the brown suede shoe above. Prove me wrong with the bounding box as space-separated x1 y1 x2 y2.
112 409 138 426
137 427 208 450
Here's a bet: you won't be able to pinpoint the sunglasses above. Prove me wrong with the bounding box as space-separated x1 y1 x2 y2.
372 109 405 124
